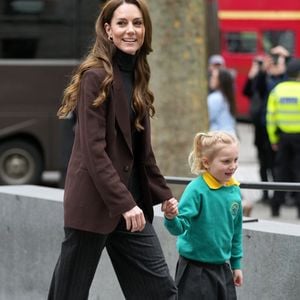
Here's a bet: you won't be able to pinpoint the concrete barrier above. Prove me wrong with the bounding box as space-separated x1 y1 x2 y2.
0 185 299 300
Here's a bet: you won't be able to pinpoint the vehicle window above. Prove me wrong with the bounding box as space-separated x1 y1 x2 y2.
224 32 257 53
263 30 295 55
0 0 102 59
4 0 45 14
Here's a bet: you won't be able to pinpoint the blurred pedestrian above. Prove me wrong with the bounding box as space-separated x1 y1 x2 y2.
208 67 253 216
207 67 237 135
47 1 178 299
208 54 226 94
266 58 300 218
208 54 225 73
243 45 290 202
164 131 243 299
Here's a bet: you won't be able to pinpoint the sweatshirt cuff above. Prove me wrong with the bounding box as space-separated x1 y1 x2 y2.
164 216 184 236
230 258 242 270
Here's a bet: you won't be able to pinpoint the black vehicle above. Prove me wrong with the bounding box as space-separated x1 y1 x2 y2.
0 0 104 185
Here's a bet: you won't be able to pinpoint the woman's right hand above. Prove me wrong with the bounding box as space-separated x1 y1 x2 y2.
122 206 146 232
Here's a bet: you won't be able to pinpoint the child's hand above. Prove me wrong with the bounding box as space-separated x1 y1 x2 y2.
233 269 243 287
162 198 178 219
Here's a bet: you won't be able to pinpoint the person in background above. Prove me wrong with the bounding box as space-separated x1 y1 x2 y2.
208 67 253 216
207 67 237 135
207 54 226 94
266 58 300 218
243 45 290 203
47 1 178 299
164 131 243 300
208 54 225 73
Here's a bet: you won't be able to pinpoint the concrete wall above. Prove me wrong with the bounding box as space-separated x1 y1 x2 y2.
0 185 299 300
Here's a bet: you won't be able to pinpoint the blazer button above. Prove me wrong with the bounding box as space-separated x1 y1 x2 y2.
123 165 129 172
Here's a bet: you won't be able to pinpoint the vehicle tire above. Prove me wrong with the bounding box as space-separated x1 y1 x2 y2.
0 140 43 185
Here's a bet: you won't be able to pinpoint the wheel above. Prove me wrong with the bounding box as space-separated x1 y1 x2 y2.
0 140 43 185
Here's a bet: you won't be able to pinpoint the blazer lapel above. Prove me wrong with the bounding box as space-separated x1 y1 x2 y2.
112 63 133 155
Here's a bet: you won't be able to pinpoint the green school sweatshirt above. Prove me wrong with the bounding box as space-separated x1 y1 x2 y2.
164 172 243 269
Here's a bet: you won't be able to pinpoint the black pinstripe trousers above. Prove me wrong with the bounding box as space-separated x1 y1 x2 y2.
48 222 177 300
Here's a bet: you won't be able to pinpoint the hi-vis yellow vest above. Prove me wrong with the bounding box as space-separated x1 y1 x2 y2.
266 81 300 144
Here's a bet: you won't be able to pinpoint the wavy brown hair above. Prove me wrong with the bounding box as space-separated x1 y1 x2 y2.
57 0 155 131
218 68 237 117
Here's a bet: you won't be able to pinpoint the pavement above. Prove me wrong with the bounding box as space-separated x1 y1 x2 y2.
235 122 300 225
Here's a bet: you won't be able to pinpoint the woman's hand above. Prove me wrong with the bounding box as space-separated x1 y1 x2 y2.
122 206 146 232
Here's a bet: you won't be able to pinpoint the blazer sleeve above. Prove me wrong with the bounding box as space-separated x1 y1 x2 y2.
77 69 136 217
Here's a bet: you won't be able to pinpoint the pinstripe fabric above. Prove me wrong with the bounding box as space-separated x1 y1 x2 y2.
48 223 177 300
107 222 177 299
48 228 107 300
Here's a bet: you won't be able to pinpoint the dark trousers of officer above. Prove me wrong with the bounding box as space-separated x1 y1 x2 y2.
254 124 275 200
175 256 237 300
48 222 177 300
272 133 300 216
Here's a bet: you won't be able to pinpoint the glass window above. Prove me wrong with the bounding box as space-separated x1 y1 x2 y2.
263 30 295 55
4 0 45 15
224 32 257 53
0 0 103 59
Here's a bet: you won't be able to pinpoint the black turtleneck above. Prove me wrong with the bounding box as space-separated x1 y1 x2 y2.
116 49 136 122
116 49 144 210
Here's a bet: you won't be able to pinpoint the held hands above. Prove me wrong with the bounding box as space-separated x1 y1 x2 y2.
161 197 178 220
122 205 146 232
122 198 178 232
233 269 243 287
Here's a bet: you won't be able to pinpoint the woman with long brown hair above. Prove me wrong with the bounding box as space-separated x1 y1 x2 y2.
207 67 237 135
48 1 177 299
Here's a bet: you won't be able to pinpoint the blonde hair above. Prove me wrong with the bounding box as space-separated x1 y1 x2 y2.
57 0 154 131
188 131 238 175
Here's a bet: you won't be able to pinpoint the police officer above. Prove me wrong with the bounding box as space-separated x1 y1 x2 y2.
266 58 300 218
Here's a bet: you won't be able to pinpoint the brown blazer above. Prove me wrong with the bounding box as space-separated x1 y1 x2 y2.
63 64 172 234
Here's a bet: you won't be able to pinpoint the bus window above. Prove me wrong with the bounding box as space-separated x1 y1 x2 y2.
0 0 104 186
5 0 45 15
224 32 257 53
263 30 295 55
1 0 101 59
0 0 80 59
2 38 39 58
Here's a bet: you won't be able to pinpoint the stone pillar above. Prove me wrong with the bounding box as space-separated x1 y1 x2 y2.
148 0 208 179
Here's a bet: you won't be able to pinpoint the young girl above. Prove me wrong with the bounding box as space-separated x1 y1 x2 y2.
164 131 243 300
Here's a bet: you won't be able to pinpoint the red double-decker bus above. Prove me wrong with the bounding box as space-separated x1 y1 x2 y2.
218 0 300 120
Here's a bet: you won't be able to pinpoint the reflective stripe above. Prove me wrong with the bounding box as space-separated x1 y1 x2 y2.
267 81 300 144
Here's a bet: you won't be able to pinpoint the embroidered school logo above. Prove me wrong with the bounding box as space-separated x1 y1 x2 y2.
231 202 239 216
